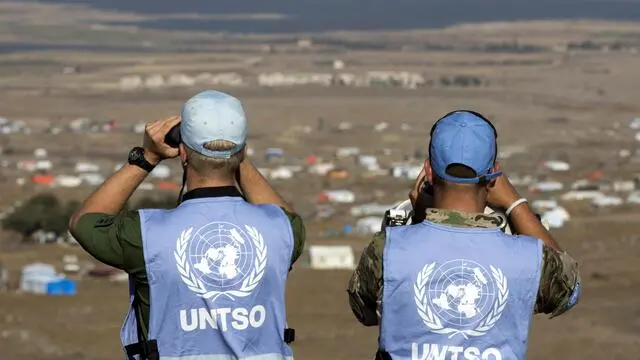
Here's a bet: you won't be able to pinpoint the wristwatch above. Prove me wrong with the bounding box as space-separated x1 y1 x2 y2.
128 147 156 172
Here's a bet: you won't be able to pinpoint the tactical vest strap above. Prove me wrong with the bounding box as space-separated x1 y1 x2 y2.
127 286 159 360
284 328 295 344
125 340 158 360
375 349 392 360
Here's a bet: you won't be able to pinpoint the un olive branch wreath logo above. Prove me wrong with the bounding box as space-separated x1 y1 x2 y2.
413 262 509 339
175 226 267 301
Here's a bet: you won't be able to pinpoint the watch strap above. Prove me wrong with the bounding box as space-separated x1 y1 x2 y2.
129 147 156 172
135 158 156 172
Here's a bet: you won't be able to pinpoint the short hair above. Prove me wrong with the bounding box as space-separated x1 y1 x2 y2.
185 140 244 176
432 163 487 189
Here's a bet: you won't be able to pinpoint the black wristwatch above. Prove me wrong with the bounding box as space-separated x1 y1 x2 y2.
128 147 156 172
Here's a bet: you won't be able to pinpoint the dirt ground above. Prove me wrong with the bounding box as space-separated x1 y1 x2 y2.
1 218 640 360
3 85 640 359
2 5 640 358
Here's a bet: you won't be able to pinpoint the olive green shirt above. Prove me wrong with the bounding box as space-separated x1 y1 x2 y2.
347 208 581 326
72 203 305 340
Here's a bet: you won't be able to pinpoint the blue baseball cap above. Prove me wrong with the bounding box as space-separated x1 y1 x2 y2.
180 90 247 159
429 111 502 184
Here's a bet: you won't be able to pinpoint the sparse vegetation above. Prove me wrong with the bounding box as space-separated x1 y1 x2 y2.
1 193 175 240
133 195 176 210
1 193 77 240
440 75 483 87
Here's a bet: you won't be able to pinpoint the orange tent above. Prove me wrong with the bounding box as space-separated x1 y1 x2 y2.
306 155 318 165
586 169 605 182
31 175 54 185
156 181 180 190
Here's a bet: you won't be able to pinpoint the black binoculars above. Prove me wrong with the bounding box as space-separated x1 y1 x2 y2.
165 124 181 148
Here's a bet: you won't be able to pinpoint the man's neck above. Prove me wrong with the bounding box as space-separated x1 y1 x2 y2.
433 197 485 214
185 170 236 192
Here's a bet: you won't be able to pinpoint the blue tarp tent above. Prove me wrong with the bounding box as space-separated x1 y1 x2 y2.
46 278 77 296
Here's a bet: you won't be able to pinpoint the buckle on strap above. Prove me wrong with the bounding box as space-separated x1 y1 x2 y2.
284 328 295 344
375 349 392 360
125 340 158 360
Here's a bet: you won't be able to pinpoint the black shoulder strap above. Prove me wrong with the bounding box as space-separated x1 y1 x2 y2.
284 328 295 344
375 349 393 360
132 293 145 347
125 289 159 360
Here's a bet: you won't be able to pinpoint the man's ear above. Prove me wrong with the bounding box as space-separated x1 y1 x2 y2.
237 146 247 163
493 161 502 173
179 143 187 165
487 162 501 188
424 160 434 185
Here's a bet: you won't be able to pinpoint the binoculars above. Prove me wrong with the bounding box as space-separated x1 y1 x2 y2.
165 124 181 148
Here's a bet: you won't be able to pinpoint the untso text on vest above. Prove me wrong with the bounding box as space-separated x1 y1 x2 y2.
379 221 543 360
121 197 295 360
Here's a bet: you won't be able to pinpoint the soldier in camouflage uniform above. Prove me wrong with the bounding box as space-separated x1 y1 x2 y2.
347 111 581 360
347 210 580 325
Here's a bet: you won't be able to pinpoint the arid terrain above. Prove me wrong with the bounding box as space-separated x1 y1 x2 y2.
2 2 640 359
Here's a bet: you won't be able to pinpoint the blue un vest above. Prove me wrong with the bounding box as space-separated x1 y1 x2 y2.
380 220 543 360
121 197 295 360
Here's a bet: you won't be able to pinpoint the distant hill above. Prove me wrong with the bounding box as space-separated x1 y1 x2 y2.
9 0 640 33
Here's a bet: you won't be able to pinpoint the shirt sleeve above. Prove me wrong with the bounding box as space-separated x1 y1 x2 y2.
347 231 385 326
535 245 581 318
70 211 144 274
281 208 306 267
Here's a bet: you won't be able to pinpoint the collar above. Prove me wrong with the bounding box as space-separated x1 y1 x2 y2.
181 186 244 202
424 208 503 228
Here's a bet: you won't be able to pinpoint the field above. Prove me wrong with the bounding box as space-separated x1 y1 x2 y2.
2 2 640 359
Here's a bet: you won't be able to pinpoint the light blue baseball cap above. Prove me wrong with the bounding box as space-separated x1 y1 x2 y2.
429 111 501 184
181 90 247 159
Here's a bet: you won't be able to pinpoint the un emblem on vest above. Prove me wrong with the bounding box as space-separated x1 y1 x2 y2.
174 222 267 301
413 259 509 339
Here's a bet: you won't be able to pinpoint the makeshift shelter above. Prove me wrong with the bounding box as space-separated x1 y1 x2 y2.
326 168 349 179
20 263 76 296
355 217 383 235
541 207 570 229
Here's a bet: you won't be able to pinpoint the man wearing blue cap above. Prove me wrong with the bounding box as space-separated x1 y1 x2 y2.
70 90 304 360
348 110 581 360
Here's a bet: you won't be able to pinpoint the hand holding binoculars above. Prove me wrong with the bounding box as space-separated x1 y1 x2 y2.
164 124 181 148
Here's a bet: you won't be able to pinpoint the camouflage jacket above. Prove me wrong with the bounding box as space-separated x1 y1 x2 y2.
347 208 581 326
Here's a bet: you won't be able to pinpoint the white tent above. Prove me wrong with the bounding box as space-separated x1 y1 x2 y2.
561 190 605 201
35 160 52 171
543 160 570 172
150 164 171 179
529 181 563 192
335 147 360 157
75 162 100 173
358 155 378 167
54 175 82 188
20 263 57 294
309 163 335 176
270 167 294 180
80 173 105 186
308 245 355 270
323 190 355 203
355 217 383 235
531 199 558 211
34 148 48 158
541 207 570 228
627 191 640 204
591 196 623 207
